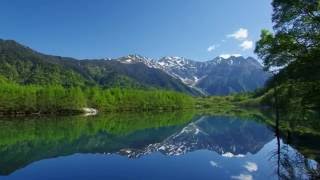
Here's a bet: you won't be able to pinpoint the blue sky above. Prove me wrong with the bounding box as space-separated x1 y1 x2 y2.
0 0 272 61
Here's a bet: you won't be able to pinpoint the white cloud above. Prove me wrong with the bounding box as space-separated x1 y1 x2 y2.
207 45 216 52
228 28 248 40
207 44 219 52
231 174 253 180
240 40 253 50
222 152 245 157
209 161 219 167
244 162 258 172
224 28 254 52
232 54 242 57
219 54 242 59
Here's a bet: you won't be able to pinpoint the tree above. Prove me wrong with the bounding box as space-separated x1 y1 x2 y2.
255 0 320 110
64 87 86 110
255 0 320 71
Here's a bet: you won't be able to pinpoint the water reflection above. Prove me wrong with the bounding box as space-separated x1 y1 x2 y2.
271 110 320 179
118 115 274 158
0 112 195 175
0 110 319 180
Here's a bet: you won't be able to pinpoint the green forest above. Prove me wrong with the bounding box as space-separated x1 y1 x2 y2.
0 76 194 115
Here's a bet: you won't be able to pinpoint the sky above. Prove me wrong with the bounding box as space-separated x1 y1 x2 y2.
0 0 273 61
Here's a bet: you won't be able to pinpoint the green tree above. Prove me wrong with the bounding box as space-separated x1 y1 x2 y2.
255 0 320 111
255 0 320 71
64 87 86 110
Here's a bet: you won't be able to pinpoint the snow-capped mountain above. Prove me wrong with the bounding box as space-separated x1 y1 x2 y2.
116 54 159 68
111 54 270 95
157 56 204 85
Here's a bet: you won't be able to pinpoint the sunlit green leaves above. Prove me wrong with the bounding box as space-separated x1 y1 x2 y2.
0 81 195 114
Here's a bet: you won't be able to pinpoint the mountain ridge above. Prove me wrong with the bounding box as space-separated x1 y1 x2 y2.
0 39 201 95
0 39 269 95
114 54 270 95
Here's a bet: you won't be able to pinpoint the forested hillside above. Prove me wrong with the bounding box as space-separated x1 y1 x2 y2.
0 39 200 95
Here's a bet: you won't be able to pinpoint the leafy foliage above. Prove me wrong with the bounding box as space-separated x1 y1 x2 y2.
255 0 320 111
0 81 194 115
256 0 320 70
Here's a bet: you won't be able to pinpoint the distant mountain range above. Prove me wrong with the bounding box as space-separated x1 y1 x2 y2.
0 39 270 95
118 55 270 95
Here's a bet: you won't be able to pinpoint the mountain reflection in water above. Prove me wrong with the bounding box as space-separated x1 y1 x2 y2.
0 111 319 180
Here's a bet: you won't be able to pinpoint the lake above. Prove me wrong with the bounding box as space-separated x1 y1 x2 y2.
0 110 319 180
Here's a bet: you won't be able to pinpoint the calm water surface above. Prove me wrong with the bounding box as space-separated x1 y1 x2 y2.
0 111 319 180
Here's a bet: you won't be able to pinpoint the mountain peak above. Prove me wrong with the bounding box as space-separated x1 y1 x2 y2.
118 54 150 63
209 55 262 67
126 54 150 60
162 56 184 60
115 54 160 69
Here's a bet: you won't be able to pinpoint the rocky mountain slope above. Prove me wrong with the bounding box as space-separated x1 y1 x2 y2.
116 55 270 95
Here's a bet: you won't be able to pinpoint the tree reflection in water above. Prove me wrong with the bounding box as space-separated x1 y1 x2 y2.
271 106 320 179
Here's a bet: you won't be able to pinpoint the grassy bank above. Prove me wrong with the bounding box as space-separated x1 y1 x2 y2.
194 93 258 110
